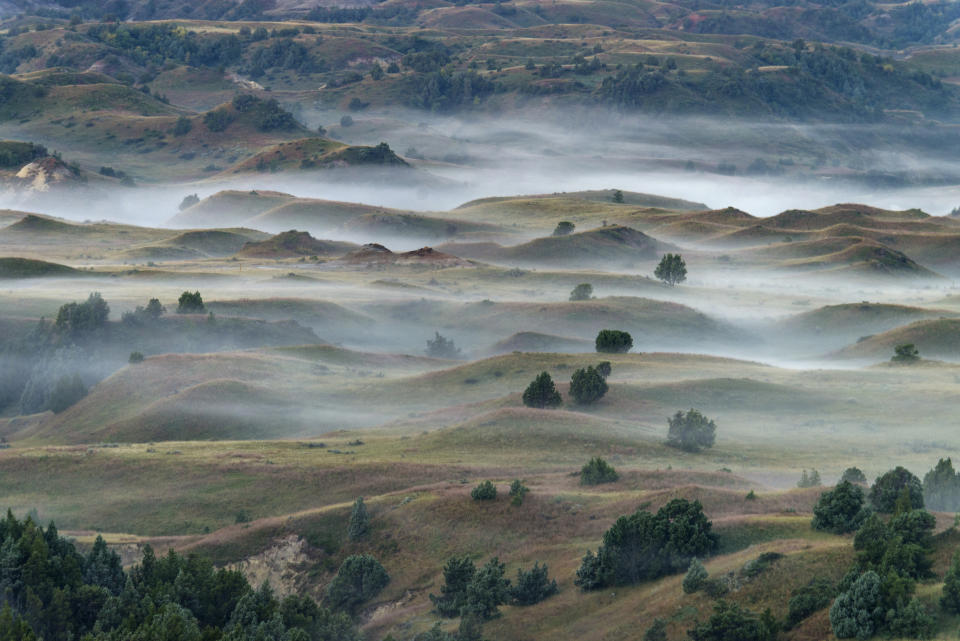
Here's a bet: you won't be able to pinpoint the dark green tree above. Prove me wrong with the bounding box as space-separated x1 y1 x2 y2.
869 466 923 513
552 221 575 236
785 578 835 629
463 557 510 620
682 558 708 594
471 480 497 501
812 481 869 534
347 497 369 541
612 189 624 203
580 457 618 485
688 600 778 641
177 291 205 314
595 329 632 353
892 343 919 363
596 361 611 378
941 550 960 614
654 253 687 286
643 618 667 641
429 556 475 618
522 372 562 409
840 467 867 485
666 409 717 453
510 562 557 605
569 366 608 404
48 374 86 413
569 283 593 301
325 555 389 613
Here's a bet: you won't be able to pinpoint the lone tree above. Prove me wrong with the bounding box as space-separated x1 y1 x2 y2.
580 457 618 485
569 366 608 404
811 480 869 534
348 497 370 540
666 409 716 452
612 189 624 204
655 253 687 286
522 372 562 409
177 291 205 314
892 343 920 363
426 332 462 359
569 283 593 301
595 329 632 353
552 221 575 236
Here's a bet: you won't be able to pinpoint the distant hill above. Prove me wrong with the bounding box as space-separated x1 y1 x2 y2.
834 318 960 361
0 256 77 278
484 331 594 355
236 230 357 258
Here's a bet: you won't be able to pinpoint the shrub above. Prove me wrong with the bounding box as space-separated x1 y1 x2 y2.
745 490 757 500
840 467 867 485
510 562 557 605
786 578 835 629
347 497 369 540
325 555 389 613
892 343 919 363
429 556 475 617
508 480 529 506
552 221 575 236
741 552 783 579
576 499 715 589
569 283 592 301
177 291 205 314
682 558 708 593
471 480 497 501
688 601 778 641
595 329 632 353
569 366 608 404
129 351 144 364
580 457 618 485
666 409 716 452
654 253 687 286
203 108 235 132
812 480 869 534
522 372 562 409
869 466 923 513
172 116 192 136
340 115 354 127
643 618 667 641
425 332 462 359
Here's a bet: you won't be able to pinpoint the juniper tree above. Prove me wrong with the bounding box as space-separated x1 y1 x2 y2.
569 366 608 404
666 409 716 453
347 498 369 541
522 372 562 409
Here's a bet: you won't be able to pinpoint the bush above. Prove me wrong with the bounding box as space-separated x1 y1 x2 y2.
595 329 632 353
643 618 667 641
786 578 835 629
471 480 497 501
575 499 715 589
129 351 144 364
425 332 462 359
569 283 592 301
688 601 778 641
869 466 923 513
325 555 389 613
552 221 575 236
203 108 235 132
522 372 562 409
172 116 192 136
347 497 369 540
654 253 687 286
177 291 205 314
840 467 867 485
429 556 475 617
892 343 919 363
340 115 354 127
508 480 528 506
580 457 618 485
812 480 869 534
666 409 717 452
569 366 608 404
682 558 708 593
510 562 557 605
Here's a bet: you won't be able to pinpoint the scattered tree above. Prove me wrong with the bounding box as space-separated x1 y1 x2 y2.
580 457 618 485
643 618 667 641
177 291 205 314
797 469 822 487
812 480 869 534
612 189 624 203
347 497 369 540
688 601 778 641
552 221 575 236
654 253 687 286
569 283 593 301
891 343 920 363
426 332 462 359
522 372 562 409
325 555 389 613
172 116 193 136
429 556 475 617
508 479 529 506
683 558 708 594
596 361 611 378
510 562 557 605
595 329 632 353
840 467 868 485
471 480 497 501
55 292 110 336
666 409 717 453
786 578 835 630
568 366 608 404
464 557 510 620
869 466 924 513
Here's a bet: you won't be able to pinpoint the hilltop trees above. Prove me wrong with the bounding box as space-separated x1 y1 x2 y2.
655 253 687 286
426 332 462 359
569 283 593 301
812 480 869 534
522 372 562 408
869 466 924 512
177 291 205 314
666 409 717 452
575 499 716 589
595 329 632 353
569 365 608 404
